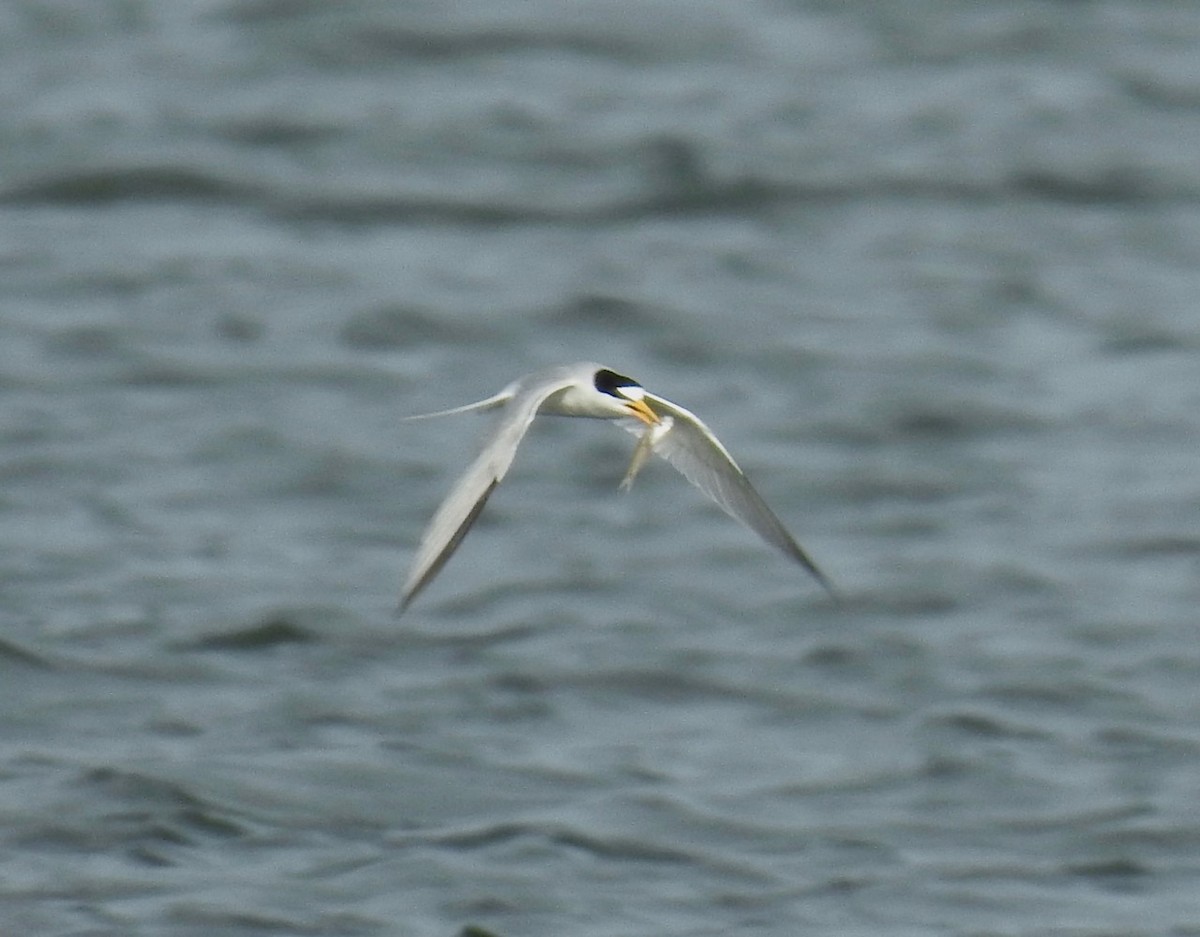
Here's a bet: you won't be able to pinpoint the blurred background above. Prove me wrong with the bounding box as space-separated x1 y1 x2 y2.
2 2 1199 935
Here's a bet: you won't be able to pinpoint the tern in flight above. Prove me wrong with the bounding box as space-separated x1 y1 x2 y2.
399 362 833 611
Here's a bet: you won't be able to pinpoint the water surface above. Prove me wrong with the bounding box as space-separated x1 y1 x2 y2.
2 3 1199 935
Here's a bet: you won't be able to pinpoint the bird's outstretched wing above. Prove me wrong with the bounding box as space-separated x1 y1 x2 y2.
399 373 577 612
620 392 835 596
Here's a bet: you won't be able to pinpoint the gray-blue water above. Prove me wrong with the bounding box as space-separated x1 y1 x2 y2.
3 3 1200 935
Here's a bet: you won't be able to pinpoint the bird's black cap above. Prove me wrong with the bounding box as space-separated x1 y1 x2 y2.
593 368 640 398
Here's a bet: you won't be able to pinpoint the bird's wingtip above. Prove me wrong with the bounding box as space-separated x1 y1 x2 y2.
808 564 841 604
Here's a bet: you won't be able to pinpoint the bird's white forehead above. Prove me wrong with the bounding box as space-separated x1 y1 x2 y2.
615 385 645 401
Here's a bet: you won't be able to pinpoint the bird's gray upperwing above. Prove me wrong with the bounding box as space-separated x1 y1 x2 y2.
620 392 835 595
399 373 578 612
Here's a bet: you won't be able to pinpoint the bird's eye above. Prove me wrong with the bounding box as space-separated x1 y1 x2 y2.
593 368 640 399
